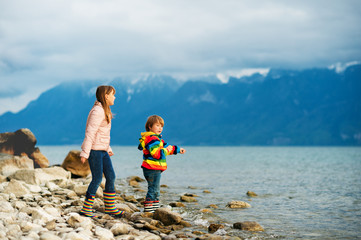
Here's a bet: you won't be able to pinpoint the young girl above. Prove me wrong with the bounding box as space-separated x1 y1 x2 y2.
79 85 125 218
138 115 186 213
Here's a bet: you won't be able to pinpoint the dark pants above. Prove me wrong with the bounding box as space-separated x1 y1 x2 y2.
142 167 162 201
86 150 116 198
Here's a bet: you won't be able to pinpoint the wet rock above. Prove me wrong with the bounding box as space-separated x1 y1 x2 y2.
200 209 213 213
208 223 224 233
207 204 218 209
247 191 258 197
233 221 264 231
169 202 185 207
153 208 182 226
226 200 251 209
61 150 90 178
180 195 198 202
203 190 211 193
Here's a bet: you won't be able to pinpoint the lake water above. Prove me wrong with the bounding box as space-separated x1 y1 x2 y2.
40 146 361 239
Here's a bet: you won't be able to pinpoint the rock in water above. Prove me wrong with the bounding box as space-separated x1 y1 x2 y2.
153 208 182 226
233 221 264 231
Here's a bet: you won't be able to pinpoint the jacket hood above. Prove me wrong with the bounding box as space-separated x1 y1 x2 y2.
138 131 161 150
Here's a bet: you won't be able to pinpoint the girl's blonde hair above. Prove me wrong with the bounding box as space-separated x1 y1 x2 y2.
96 85 116 123
145 115 164 131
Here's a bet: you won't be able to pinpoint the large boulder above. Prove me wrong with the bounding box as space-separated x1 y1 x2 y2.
0 153 34 177
61 150 90 178
0 129 49 168
8 166 71 185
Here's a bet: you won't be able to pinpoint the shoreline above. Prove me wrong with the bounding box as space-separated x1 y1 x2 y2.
0 165 263 240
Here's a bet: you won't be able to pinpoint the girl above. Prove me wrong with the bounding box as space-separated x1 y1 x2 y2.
79 85 125 218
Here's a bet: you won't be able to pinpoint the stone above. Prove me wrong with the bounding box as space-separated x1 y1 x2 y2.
247 191 258 197
233 221 264 231
95 226 114 240
153 208 182 226
0 153 34 177
169 202 185 207
110 223 130 235
3 179 30 197
67 213 94 230
226 200 251 209
61 150 90 178
39 232 62 240
208 223 224 233
8 166 71 185
0 201 14 213
31 147 49 168
180 195 197 202
200 208 213 213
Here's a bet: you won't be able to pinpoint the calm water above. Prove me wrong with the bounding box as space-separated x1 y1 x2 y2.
41 146 361 239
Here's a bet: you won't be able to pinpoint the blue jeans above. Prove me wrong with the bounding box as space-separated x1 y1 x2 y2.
86 150 116 198
142 167 162 201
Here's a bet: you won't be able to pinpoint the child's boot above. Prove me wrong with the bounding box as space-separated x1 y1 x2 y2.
153 200 160 212
80 194 98 218
103 191 125 217
144 200 154 213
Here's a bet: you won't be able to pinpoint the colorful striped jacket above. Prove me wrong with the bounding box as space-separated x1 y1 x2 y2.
138 132 180 171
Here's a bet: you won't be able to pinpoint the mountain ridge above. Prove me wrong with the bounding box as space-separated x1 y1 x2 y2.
1 66 360 146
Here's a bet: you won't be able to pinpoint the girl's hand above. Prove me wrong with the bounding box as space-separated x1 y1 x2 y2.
180 148 186 154
108 151 114 156
80 157 87 164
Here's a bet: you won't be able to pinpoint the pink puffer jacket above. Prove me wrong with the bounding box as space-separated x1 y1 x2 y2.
80 101 113 159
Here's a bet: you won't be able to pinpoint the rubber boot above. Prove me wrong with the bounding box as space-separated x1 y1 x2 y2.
103 191 124 217
80 194 98 218
144 200 154 213
152 200 160 212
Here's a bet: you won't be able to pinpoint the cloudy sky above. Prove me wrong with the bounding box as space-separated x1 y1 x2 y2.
0 0 360 115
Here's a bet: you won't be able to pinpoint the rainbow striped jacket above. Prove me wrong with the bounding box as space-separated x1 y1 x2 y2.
138 132 180 171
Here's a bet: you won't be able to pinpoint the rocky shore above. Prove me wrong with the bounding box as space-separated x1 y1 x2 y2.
0 129 264 240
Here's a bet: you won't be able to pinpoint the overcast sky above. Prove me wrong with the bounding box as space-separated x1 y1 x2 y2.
0 0 360 115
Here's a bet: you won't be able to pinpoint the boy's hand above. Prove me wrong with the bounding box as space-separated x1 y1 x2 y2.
166 145 173 151
180 148 186 154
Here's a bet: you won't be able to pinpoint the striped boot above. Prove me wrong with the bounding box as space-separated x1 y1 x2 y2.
103 191 124 217
80 195 97 218
144 200 154 213
153 200 160 212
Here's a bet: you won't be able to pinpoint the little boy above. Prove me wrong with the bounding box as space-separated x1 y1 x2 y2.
138 115 186 213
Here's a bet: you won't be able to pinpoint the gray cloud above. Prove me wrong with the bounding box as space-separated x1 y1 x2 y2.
0 0 360 114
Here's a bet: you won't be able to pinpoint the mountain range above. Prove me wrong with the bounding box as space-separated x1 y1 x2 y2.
1 64 360 146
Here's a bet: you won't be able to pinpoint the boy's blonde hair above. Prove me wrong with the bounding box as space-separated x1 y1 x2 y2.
145 115 164 131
